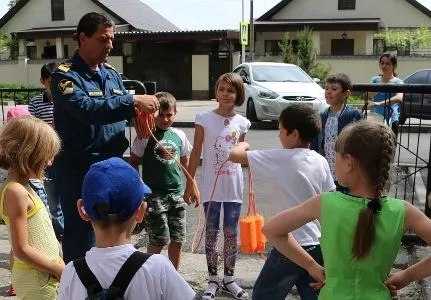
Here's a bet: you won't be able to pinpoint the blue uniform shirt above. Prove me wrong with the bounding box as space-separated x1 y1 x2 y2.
51 53 135 170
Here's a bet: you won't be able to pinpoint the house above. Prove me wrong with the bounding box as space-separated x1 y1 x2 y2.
254 0 431 82
0 0 240 99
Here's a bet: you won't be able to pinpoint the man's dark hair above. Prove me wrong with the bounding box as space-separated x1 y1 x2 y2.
279 103 321 142
41 62 59 80
326 73 352 92
76 12 115 46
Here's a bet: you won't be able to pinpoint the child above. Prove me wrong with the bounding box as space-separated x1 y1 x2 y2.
57 157 196 300
129 92 192 270
263 120 431 299
28 62 64 241
229 103 336 300
311 73 362 189
28 62 57 125
0 116 64 299
184 73 251 300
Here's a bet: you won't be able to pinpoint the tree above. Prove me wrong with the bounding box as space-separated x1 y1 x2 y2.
376 25 431 55
278 33 297 65
278 27 331 81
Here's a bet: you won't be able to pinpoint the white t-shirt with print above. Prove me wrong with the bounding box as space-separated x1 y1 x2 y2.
247 148 336 246
196 111 251 203
324 111 340 180
58 244 196 300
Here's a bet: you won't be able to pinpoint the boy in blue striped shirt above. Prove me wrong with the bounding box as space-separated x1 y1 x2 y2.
29 62 64 241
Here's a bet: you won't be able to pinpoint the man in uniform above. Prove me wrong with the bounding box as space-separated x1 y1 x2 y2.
51 12 160 262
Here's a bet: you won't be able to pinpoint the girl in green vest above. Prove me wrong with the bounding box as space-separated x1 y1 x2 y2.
262 120 431 300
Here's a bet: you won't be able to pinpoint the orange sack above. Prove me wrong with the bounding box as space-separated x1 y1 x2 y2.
240 168 266 254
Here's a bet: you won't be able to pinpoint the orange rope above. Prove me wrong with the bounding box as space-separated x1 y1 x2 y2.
134 109 266 259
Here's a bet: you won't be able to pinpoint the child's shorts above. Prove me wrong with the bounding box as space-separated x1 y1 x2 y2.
145 192 186 247
12 267 58 300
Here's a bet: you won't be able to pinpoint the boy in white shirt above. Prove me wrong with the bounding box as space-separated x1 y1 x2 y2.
58 157 195 300
229 103 335 300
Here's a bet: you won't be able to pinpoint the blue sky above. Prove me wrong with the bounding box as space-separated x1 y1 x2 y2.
1 0 431 30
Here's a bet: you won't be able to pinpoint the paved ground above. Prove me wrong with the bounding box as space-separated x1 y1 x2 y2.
0 100 430 299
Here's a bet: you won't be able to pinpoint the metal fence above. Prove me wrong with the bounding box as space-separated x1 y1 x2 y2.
353 83 431 218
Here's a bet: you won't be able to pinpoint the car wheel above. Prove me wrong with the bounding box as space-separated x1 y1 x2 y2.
247 99 258 122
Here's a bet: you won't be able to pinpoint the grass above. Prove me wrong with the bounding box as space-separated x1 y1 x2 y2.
347 95 366 105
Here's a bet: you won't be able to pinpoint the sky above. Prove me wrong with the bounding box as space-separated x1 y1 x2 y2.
1 0 431 30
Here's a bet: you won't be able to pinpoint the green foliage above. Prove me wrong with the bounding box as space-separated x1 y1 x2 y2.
376 25 431 54
278 33 297 64
279 27 331 81
0 83 42 104
259 54 277 62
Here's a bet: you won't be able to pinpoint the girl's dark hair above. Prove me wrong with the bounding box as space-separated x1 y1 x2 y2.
335 120 396 260
215 73 245 106
379 53 398 77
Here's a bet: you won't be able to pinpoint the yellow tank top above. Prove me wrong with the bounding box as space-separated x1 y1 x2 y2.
0 182 60 269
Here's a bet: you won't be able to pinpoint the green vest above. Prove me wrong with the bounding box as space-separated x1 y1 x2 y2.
141 128 184 194
319 192 404 300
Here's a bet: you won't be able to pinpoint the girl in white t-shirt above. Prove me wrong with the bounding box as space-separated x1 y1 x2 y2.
184 73 251 299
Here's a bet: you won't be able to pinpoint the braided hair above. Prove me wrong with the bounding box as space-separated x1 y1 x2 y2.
335 120 396 260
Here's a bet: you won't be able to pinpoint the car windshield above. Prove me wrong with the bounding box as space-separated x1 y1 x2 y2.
251 65 313 83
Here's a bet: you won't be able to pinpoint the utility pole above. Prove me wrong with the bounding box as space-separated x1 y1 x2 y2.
250 0 254 62
241 0 245 63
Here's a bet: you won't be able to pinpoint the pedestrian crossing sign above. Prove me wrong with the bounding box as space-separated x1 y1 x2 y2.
240 22 249 45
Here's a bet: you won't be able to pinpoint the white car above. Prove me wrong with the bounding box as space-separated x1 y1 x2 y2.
233 62 328 121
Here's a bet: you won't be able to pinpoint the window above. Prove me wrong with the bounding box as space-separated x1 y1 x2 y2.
265 40 281 56
373 39 385 55
265 40 299 56
338 0 355 10
51 0 65 21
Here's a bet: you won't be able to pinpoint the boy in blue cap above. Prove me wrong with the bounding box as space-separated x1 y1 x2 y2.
58 157 195 300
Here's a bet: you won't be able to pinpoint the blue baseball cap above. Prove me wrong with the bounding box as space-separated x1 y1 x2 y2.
82 157 152 221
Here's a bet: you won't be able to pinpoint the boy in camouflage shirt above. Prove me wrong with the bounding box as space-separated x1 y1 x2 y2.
130 92 192 270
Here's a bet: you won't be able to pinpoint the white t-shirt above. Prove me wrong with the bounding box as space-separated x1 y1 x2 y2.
196 111 251 203
247 148 336 246
58 244 196 300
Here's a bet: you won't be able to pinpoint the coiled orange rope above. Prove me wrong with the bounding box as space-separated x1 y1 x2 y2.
134 109 265 259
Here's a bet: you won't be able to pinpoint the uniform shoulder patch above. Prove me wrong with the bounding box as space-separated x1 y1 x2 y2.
57 63 72 73
57 79 74 95
104 63 116 71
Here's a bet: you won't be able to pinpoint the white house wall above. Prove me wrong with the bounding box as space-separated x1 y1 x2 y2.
0 56 123 85
1 0 121 36
271 0 431 28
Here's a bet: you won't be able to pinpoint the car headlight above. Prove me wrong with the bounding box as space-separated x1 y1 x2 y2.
256 86 279 99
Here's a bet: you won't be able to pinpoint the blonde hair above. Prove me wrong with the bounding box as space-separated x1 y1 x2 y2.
335 120 396 260
0 116 61 180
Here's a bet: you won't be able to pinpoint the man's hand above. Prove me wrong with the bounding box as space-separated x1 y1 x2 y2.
134 95 160 114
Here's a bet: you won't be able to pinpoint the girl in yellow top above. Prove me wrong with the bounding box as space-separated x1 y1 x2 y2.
0 116 64 299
